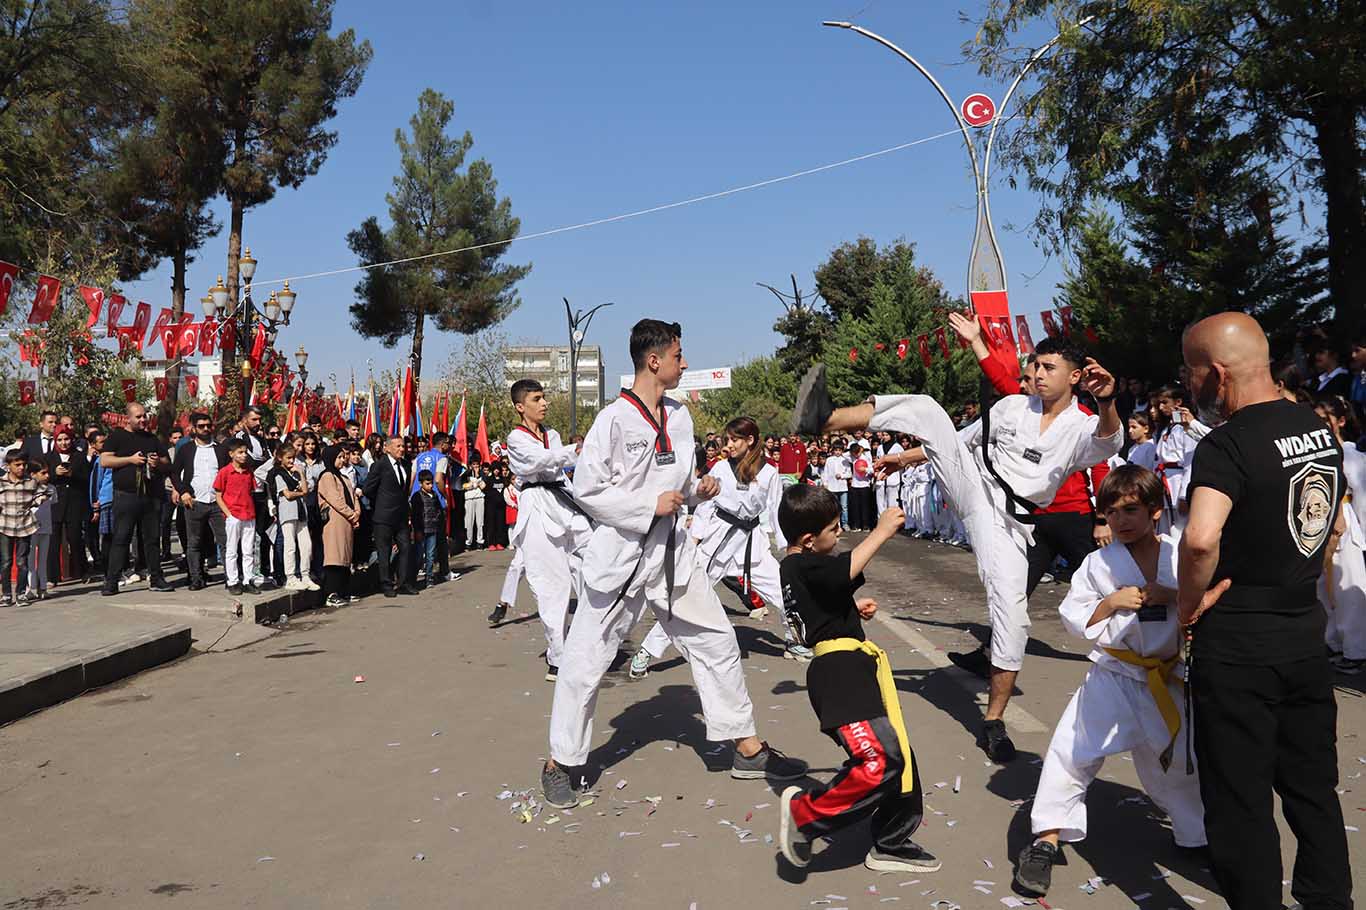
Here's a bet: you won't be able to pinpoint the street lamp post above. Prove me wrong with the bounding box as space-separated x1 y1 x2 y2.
207 246 300 408
563 298 613 438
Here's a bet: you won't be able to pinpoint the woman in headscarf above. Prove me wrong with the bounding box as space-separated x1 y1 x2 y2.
316 443 360 607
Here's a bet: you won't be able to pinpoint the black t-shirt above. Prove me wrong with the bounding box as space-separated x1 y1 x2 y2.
1187 399 1343 664
781 550 883 731
106 428 166 496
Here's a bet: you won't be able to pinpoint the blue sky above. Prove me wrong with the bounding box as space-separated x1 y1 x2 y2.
123 0 1087 392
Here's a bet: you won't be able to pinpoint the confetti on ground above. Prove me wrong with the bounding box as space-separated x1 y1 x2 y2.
449 826 460 832
353 675 365 683
662 842 681 848
619 831 642 838
953 775 962 793
946 820 958 827
974 886 993 895
616 779 628 790
256 856 274 863
973 880 996 886
387 742 401 747
1182 897 1206 904
412 853 425 861
983 858 994 869
754 802 770 809
430 767 440 774
897 880 921 887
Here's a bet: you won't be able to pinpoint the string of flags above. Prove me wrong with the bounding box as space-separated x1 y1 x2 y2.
846 306 1099 368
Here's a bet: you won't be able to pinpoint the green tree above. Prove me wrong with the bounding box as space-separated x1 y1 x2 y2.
349 89 530 388
970 0 1364 337
697 356 797 436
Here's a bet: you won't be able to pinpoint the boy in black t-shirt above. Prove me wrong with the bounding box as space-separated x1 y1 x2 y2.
775 485 939 875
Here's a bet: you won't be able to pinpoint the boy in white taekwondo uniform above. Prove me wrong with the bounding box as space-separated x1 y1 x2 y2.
540 320 807 809
1013 465 1205 897
874 432 904 515
498 379 592 680
631 415 813 672
791 333 1123 763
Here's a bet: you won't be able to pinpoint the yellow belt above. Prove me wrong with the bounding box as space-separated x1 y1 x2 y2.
1103 647 1181 771
810 637 914 794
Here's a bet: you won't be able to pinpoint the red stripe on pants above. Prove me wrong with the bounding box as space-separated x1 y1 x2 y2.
790 720 892 829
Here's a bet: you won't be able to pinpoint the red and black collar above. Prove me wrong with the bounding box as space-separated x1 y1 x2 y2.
619 389 672 453
513 423 549 448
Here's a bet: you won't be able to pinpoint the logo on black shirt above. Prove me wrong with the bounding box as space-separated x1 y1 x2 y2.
1287 461 1337 557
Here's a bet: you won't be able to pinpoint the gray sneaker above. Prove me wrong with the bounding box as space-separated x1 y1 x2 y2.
731 742 807 780
628 650 651 680
867 842 942 873
790 364 833 436
784 643 814 662
541 762 580 809
777 786 812 868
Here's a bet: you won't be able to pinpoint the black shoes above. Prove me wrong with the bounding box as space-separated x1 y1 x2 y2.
148 581 174 593
487 602 509 626
947 645 992 679
1014 838 1059 896
865 842 942 873
398 585 420 596
982 719 1017 763
384 589 398 599
790 364 833 436
188 579 206 591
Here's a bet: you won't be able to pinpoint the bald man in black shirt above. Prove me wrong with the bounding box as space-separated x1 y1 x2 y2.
1179 313 1351 910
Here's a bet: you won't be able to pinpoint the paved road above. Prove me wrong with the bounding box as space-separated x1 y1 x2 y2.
1 537 1361 909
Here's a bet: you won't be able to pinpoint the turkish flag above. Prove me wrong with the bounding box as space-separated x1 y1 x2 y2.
185 375 199 398
269 372 285 401
997 316 1016 349
173 314 197 356
249 324 268 368
1015 315 1035 354
874 342 886 352
916 334 933 368
105 293 127 335
213 375 228 398
79 286 103 328
132 301 152 342
1058 306 1074 337
935 326 951 359
895 338 909 360
115 326 141 355
0 261 18 316
153 377 168 400
18 380 35 405
1040 311 1059 337
1084 325 1100 345
219 319 235 354
150 307 175 352
121 379 138 403
27 275 61 324
199 319 217 355
848 348 858 363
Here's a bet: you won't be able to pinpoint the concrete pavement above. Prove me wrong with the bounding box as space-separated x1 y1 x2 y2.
0 538 1360 909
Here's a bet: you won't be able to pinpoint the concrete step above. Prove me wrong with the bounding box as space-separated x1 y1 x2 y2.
0 601 191 726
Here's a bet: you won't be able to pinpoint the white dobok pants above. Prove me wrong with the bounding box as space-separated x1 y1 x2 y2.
870 394 1031 671
499 545 525 608
1031 665 1205 847
522 529 580 668
549 571 757 767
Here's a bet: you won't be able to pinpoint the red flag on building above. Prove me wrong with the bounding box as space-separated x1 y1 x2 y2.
213 375 228 398
185 374 199 399
105 293 127 335
27 275 61 324
153 377 168 400
474 403 491 464
0 261 18 316
121 379 138 402
17 380 35 405
895 338 909 360
1015 315 1035 354
79 286 104 328
848 348 858 363
935 326 951 359
916 334 933 368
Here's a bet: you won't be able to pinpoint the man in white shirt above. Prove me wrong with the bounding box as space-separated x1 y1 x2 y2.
171 412 228 591
541 319 807 809
791 335 1122 763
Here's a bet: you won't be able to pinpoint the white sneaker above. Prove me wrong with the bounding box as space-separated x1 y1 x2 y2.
285 578 308 591
304 579 321 591
748 606 769 620
125 573 142 584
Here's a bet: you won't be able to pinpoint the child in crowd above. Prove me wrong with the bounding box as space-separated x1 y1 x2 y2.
411 469 446 584
1125 412 1157 471
214 440 259 596
0 450 46 605
268 444 318 592
1013 465 1206 897
1315 396 1366 674
1151 384 1208 532
776 485 939 875
463 456 486 550
28 462 55 600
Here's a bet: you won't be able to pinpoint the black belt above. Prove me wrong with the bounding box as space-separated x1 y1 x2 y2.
607 514 676 619
709 507 761 593
978 378 1040 524
521 479 593 524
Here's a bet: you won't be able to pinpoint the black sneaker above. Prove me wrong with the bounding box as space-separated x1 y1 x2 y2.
789 364 833 436
245 583 263 595
148 581 174 593
545 660 558 682
947 645 992 679
1014 838 1059 896
227 584 243 596
982 719 1017 763
541 762 580 809
777 786 812 869
865 842 942 873
487 602 509 626
731 742 807 780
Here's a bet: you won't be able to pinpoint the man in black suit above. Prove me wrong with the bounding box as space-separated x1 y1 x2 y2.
363 434 418 597
21 411 59 460
171 412 229 590
44 425 90 583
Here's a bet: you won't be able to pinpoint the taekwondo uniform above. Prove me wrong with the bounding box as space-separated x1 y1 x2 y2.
549 393 758 767
875 441 904 515
868 393 1122 671
506 425 591 669
1324 445 1366 662
1031 536 1205 847
1152 422 1207 532
639 458 792 658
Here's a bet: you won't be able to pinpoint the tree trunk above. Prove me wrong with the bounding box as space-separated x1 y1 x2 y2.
1310 96 1366 341
411 301 426 401
157 247 187 431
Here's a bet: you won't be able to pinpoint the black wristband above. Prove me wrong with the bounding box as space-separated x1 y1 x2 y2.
1093 516 1108 526
1094 393 1115 403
